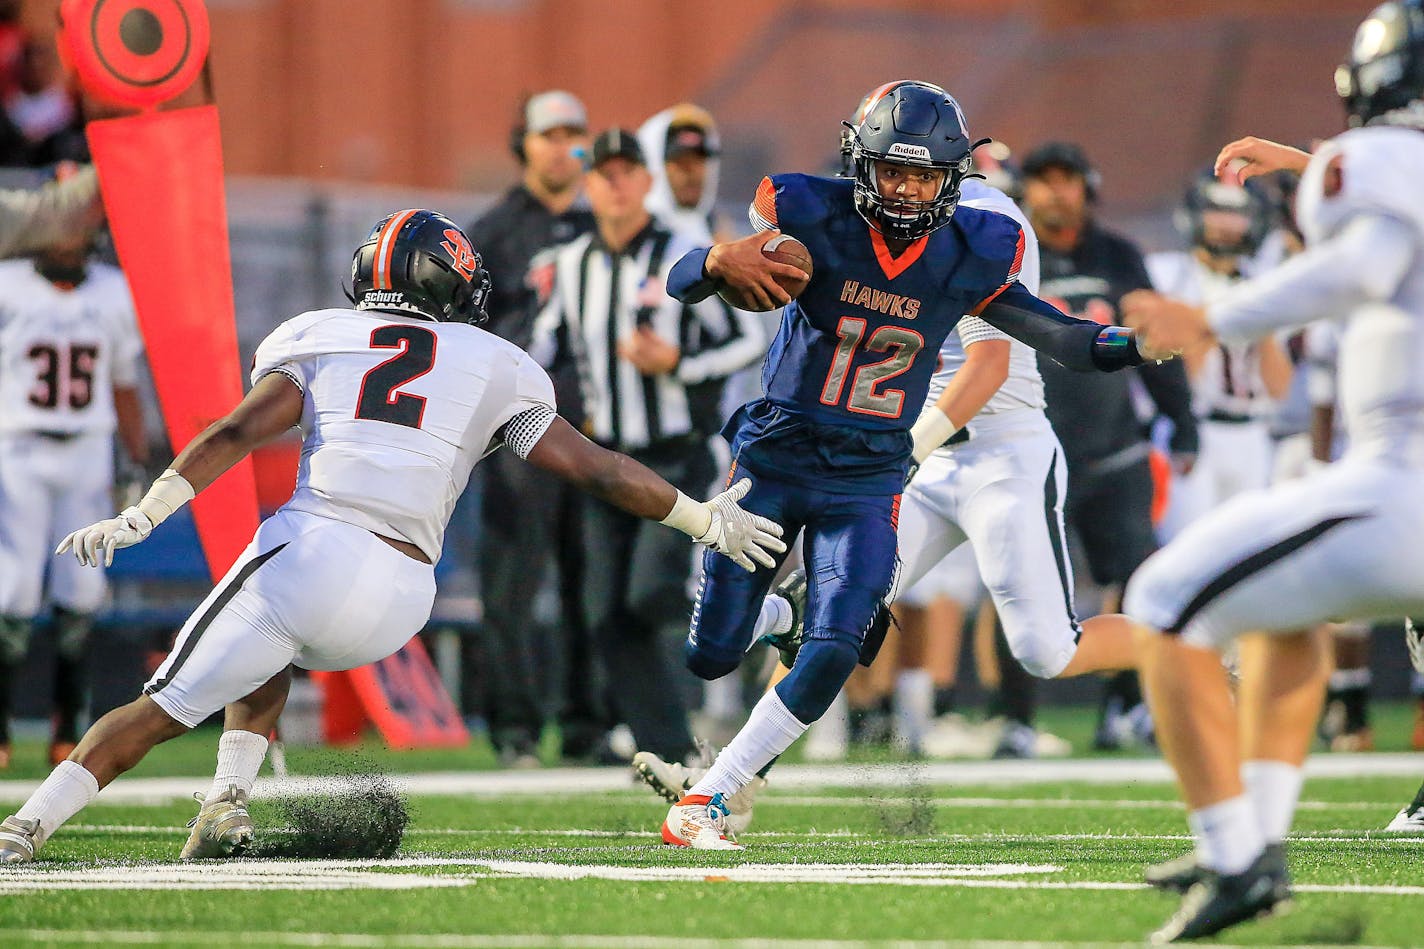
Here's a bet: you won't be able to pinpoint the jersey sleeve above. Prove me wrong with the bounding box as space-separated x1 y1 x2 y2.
250 320 305 393
747 176 778 232
498 353 559 459
969 219 1028 315
955 314 1010 348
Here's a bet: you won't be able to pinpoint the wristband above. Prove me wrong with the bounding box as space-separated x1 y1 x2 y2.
909 405 959 464
659 489 713 541
1091 325 1146 370
135 468 196 528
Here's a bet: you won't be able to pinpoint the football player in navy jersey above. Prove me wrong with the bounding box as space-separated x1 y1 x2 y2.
654 80 1176 849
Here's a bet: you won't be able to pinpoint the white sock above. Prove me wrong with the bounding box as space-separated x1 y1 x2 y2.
894 668 934 750
206 730 269 803
803 691 848 760
688 689 806 798
15 760 100 846
1187 793 1265 875
1242 759 1304 844
751 595 792 642
702 676 742 721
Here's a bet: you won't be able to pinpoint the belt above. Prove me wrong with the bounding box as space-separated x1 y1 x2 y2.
35 430 80 442
944 427 971 446
1206 409 1255 425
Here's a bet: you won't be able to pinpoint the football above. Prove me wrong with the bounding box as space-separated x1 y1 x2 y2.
717 234 813 312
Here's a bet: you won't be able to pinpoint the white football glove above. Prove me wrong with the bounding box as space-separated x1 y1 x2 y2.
55 506 154 567
693 479 787 572
1407 618 1424 676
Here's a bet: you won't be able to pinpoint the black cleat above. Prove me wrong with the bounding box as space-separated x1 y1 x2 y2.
1145 842 1285 895
760 568 807 668
1149 846 1291 943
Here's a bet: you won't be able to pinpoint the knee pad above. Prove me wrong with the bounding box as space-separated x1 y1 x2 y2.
774 634 860 723
684 639 740 681
0 615 31 665
53 607 94 661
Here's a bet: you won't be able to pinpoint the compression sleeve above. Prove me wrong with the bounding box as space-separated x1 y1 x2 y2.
1206 213 1415 342
977 282 1144 372
667 246 718 304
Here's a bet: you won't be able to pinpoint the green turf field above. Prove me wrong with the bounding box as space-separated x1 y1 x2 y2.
0 708 1420 948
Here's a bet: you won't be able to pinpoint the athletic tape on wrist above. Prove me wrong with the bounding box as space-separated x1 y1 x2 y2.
136 468 195 528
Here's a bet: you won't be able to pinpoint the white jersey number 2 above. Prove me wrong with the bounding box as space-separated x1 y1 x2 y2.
354 324 437 429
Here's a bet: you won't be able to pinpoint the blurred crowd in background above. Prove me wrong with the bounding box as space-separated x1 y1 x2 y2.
1 0 1418 770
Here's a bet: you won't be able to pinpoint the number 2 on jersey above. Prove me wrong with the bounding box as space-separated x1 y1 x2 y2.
355 325 437 429
818 317 924 418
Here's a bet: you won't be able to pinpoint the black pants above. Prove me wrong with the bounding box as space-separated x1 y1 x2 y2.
581 440 711 762
478 447 604 756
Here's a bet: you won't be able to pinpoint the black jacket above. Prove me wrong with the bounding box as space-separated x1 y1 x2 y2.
1034 220 1198 472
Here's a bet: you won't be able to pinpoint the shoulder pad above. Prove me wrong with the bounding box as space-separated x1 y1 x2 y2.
758 174 850 233
954 206 1026 285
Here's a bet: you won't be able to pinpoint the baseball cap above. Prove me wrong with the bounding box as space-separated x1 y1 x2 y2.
589 128 645 168
663 103 720 158
524 90 587 135
1022 141 1093 180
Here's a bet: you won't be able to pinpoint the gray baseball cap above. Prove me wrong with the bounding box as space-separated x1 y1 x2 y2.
525 90 588 134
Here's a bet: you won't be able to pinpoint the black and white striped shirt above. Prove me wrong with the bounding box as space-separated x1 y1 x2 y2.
531 222 764 452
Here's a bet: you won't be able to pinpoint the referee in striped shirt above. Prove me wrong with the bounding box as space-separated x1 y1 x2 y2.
531 129 764 764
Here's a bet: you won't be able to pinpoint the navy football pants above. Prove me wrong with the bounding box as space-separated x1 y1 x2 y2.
685 463 899 723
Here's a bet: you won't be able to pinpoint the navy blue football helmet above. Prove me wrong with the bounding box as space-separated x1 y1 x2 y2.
1336 1 1424 127
350 209 492 324
845 80 975 240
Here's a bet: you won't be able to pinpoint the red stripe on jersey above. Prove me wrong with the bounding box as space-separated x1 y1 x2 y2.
374 209 421 290
751 177 778 228
891 493 901 531
970 227 1027 314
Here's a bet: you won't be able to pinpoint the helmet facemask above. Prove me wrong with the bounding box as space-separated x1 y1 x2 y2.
849 134 971 241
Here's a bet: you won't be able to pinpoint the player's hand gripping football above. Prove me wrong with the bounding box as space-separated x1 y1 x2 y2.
55 507 155 567
705 230 809 311
694 479 787 572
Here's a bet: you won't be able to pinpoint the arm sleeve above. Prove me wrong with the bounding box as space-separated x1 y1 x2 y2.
1139 359 1199 454
666 246 719 304
676 295 765 385
0 166 99 259
977 283 1145 372
1206 213 1416 342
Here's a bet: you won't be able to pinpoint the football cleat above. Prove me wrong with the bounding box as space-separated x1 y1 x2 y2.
181 785 254 860
636 744 764 837
1145 843 1285 894
0 815 39 864
661 793 744 850
1385 801 1424 833
759 568 807 668
1149 846 1292 943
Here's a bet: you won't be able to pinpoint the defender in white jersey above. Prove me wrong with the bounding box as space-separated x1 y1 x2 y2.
1121 4 1424 939
0 210 784 865
0 237 147 768
1148 176 1293 539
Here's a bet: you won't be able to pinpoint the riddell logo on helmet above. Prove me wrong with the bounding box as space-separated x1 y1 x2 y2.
886 143 932 161
363 290 405 305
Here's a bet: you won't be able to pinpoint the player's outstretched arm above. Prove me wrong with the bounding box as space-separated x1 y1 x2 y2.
977 283 1173 369
1214 137 1310 185
56 373 304 567
524 414 786 572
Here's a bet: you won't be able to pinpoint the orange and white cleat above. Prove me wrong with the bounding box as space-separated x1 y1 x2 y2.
661 793 743 850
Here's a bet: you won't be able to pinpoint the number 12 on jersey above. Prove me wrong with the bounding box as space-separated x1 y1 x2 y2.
818 316 923 419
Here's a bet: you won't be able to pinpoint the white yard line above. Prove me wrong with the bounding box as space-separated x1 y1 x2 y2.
2 752 1419 804
5 931 1397 949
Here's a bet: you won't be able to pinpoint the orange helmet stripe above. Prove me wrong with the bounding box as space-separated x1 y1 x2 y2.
373 208 422 290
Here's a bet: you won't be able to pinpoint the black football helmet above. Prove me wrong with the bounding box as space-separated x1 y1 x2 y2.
1176 172 1273 258
1336 1 1424 127
349 209 492 324
845 80 975 240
